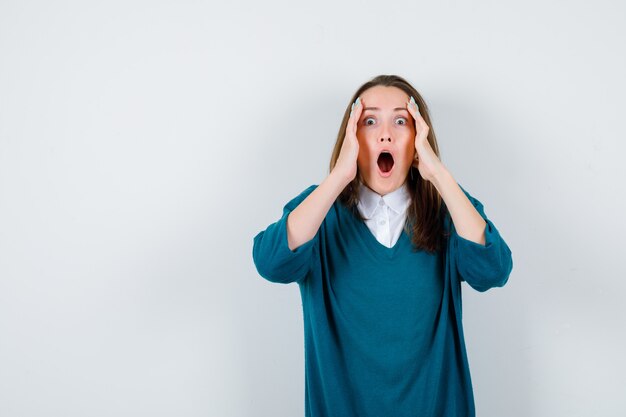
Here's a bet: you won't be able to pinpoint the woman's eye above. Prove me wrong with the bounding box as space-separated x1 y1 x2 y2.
362 117 408 126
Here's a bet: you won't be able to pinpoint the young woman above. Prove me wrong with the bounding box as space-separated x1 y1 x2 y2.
252 74 513 417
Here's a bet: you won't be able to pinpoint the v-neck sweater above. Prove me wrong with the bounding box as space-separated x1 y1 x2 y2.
252 183 513 417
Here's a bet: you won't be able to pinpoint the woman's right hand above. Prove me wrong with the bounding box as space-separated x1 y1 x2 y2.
333 96 362 184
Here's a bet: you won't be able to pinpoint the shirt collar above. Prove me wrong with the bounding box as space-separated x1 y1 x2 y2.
357 181 411 219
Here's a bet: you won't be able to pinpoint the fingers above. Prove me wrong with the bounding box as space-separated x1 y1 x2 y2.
349 96 362 135
408 96 419 113
406 96 420 122
350 96 361 117
406 96 429 137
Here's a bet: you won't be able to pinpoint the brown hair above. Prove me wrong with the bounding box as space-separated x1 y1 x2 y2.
328 74 450 254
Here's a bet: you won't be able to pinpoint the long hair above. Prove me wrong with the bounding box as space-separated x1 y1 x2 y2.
329 74 450 254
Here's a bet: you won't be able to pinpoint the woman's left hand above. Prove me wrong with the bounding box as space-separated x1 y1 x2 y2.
406 97 445 183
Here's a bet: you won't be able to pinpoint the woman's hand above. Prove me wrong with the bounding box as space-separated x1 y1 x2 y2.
406 96 445 183
332 97 362 184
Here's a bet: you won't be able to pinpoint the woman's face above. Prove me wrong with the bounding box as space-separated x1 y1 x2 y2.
356 85 416 196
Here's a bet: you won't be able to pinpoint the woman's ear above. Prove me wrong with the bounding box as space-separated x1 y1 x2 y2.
411 155 419 169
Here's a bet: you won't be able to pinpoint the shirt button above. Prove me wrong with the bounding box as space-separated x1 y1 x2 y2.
379 199 385 206
379 219 386 225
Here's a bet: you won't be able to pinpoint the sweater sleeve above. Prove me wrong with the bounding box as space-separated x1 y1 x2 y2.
451 184 513 292
252 184 319 284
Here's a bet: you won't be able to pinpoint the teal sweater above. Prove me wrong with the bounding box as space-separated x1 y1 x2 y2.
252 184 513 417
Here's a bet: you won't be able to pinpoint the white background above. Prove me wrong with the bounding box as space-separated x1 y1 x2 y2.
1 0 625 416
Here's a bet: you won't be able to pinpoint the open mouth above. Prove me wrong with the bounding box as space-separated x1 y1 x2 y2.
377 151 394 174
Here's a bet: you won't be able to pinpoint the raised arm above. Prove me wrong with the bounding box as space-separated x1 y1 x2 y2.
252 96 363 283
405 98 513 292
287 95 364 251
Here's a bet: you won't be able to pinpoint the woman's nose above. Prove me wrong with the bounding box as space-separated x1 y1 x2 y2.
379 123 393 142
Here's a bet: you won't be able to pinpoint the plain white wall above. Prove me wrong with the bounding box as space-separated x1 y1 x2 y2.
1 0 624 416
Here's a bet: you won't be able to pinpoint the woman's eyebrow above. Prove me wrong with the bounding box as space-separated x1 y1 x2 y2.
363 107 408 112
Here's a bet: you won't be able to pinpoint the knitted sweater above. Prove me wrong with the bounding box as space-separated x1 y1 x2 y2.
252 183 513 417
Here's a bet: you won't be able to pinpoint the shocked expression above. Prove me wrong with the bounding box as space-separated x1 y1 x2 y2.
355 85 416 195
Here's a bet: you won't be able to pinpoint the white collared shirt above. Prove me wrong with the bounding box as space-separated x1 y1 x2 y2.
356 181 412 248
